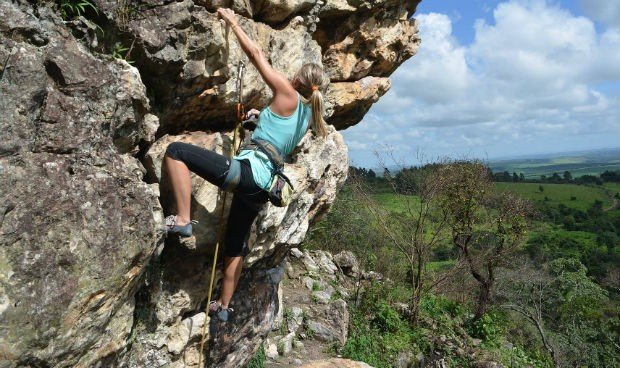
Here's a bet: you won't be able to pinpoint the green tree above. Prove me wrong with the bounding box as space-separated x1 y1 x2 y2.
497 258 612 367
437 161 533 321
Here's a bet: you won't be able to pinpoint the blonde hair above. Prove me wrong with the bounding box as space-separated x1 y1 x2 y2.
293 63 329 137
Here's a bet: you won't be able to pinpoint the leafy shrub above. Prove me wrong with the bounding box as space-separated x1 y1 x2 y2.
371 303 402 333
246 344 266 368
468 311 506 343
341 282 424 367
420 294 465 319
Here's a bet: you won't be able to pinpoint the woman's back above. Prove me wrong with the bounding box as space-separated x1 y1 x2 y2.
253 93 310 156
234 95 310 190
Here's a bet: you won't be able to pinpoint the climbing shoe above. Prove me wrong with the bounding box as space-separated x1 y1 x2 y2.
208 300 221 316
217 306 234 322
164 215 197 237
208 301 234 322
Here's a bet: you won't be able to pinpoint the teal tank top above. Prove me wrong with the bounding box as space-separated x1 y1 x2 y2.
234 93 311 190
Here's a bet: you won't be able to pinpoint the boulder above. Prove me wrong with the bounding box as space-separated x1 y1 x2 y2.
334 250 361 278
277 332 296 356
305 299 348 344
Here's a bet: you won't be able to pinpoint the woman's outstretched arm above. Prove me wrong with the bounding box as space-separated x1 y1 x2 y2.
217 8 297 116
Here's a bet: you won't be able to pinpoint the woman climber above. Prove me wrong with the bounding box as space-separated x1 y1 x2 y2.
163 8 329 321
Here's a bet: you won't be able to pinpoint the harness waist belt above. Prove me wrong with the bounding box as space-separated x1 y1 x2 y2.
239 138 284 169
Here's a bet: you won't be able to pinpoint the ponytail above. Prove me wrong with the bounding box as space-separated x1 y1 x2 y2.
309 90 327 137
299 89 327 137
293 63 329 138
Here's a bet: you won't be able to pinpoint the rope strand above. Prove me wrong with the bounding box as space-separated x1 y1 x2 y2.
197 61 245 368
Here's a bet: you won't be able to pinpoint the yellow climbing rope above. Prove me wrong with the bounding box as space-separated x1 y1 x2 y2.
197 61 246 368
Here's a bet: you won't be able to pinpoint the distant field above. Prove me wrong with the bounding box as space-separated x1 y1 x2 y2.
489 148 620 179
373 183 615 213
495 182 613 211
490 162 620 179
370 180 618 214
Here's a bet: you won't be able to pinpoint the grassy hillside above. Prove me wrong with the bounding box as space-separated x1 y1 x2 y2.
375 182 616 213
494 182 614 211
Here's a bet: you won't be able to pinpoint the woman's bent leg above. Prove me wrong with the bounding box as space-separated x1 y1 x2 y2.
164 142 231 225
164 156 192 225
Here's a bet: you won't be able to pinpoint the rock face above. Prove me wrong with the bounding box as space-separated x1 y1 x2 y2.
0 0 420 367
0 3 162 367
89 0 420 132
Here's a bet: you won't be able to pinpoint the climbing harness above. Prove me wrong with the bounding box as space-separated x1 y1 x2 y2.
197 60 246 368
239 138 295 207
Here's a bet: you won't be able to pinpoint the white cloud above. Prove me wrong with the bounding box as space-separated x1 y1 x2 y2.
471 1 596 83
590 28 620 82
580 0 620 27
389 13 472 105
343 0 620 167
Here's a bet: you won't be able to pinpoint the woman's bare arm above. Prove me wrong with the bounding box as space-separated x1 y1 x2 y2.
218 8 297 116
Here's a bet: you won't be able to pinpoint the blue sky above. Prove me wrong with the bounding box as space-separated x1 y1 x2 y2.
342 0 620 168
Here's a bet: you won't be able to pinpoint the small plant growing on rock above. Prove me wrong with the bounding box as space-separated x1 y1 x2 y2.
247 344 266 368
311 280 321 291
58 0 97 19
111 42 135 64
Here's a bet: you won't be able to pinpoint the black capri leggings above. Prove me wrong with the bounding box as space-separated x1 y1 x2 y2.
165 142 269 257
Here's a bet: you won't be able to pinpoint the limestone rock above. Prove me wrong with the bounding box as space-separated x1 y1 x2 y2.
265 341 279 359
272 282 285 331
327 77 392 130
92 0 419 132
290 247 304 258
277 332 296 356
312 290 332 304
334 250 361 278
287 306 304 334
305 299 348 344
313 250 338 275
0 2 163 367
363 270 384 282
315 1 421 82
